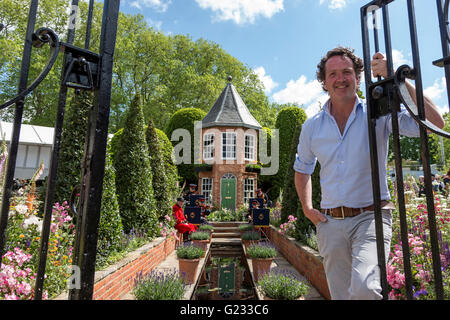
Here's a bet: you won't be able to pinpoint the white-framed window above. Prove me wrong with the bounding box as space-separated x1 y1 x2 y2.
244 134 255 161
222 132 236 160
203 133 214 160
201 178 213 204
243 178 255 205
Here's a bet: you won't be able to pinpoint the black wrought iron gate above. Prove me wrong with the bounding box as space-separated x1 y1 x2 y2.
361 0 449 300
0 0 120 300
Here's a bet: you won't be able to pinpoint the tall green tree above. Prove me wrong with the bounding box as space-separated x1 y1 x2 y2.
0 0 102 125
0 1 277 132
145 116 171 220
113 95 157 236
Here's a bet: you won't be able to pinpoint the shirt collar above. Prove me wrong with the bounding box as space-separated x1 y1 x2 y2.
324 95 364 117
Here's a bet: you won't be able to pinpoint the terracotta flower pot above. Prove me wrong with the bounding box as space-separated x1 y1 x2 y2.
178 258 200 284
242 239 259 251
192 240 209 255
251 258 273 282
242 239 259 257
192 239 210 258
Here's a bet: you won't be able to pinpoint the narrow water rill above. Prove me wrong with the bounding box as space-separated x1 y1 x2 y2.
193 243 257 300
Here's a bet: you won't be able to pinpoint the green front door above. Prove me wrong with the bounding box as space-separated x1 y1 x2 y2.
221 175 236 211
219 262 235 299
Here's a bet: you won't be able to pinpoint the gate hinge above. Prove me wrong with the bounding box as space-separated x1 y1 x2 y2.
60 42 100 91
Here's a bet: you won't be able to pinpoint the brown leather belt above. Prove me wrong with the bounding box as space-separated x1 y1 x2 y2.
321 201 393 219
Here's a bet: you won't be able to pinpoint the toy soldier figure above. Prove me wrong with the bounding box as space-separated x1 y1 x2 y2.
256 188 270 207
198 198 212 225
245 199 260 223
183 183 197 202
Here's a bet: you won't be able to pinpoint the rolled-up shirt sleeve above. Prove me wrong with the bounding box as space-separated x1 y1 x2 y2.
293 119 317 175
385 106 420 137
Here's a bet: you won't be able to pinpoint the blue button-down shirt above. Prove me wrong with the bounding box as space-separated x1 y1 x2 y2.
293 97 420 209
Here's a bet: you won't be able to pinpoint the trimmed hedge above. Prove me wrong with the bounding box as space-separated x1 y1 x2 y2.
54 91 91 204
257 127 277 201
155 128 179 201
274 106 307 202
145 116 171 220
113 95 157 236
279 120 320 241
96 142 124 266
280 123 302 223
165 107 206 185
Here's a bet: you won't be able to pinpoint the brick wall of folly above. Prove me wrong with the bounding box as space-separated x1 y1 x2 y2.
199 126 258 209
53 235 176 300
266 226 331 300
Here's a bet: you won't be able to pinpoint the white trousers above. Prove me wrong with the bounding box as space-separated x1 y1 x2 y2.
316 210 392 300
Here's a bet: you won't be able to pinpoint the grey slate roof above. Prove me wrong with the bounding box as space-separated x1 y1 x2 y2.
201 79 262 130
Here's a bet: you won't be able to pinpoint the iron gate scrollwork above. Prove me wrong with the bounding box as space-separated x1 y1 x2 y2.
0 0 120 300
361 0 449 300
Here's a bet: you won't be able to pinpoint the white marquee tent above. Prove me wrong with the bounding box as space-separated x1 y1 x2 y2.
0 121 53 180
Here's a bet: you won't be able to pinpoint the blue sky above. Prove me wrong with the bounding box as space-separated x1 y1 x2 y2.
119 0 449 117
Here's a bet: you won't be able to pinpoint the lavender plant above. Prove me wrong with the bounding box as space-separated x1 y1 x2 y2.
133 269 185 300
247 242 277 259
257 268 309 300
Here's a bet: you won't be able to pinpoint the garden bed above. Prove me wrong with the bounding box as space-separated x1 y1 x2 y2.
54 235 176 300
265 225 331 300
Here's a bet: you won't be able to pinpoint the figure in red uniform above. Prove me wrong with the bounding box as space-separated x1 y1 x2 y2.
172 198 197 239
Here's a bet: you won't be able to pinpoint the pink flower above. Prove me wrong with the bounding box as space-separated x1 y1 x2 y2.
416 269 431 283
4 293 19 300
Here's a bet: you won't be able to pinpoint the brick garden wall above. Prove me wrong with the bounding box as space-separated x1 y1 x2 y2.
93 235 176 300
266 226 331 300
54 235 176 300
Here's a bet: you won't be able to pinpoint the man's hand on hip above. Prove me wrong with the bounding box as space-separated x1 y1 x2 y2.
304 208 328 227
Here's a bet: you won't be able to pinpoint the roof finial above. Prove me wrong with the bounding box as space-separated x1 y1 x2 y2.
227 75 233 82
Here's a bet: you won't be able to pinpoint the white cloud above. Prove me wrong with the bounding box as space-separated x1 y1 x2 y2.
392 49 409 70
424 77 448 115
253 67 278 94
304 94 330 118
437 104 448 115
130 0 171 12
271 75 328 117
272 75 323 105
424 77 446 101
195 0 284 25
320 0 348 10
147 18 163 30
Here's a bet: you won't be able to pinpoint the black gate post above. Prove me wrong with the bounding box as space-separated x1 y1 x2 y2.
0 0 39 271
68 0 120 300
360 2 389 300
406 0 444 299
33 0 80 300
361 0 448 300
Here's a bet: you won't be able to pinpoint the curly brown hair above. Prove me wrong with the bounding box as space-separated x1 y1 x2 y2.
316 46 364 92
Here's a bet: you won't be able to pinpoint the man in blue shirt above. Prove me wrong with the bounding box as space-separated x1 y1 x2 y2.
294 47 444 299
